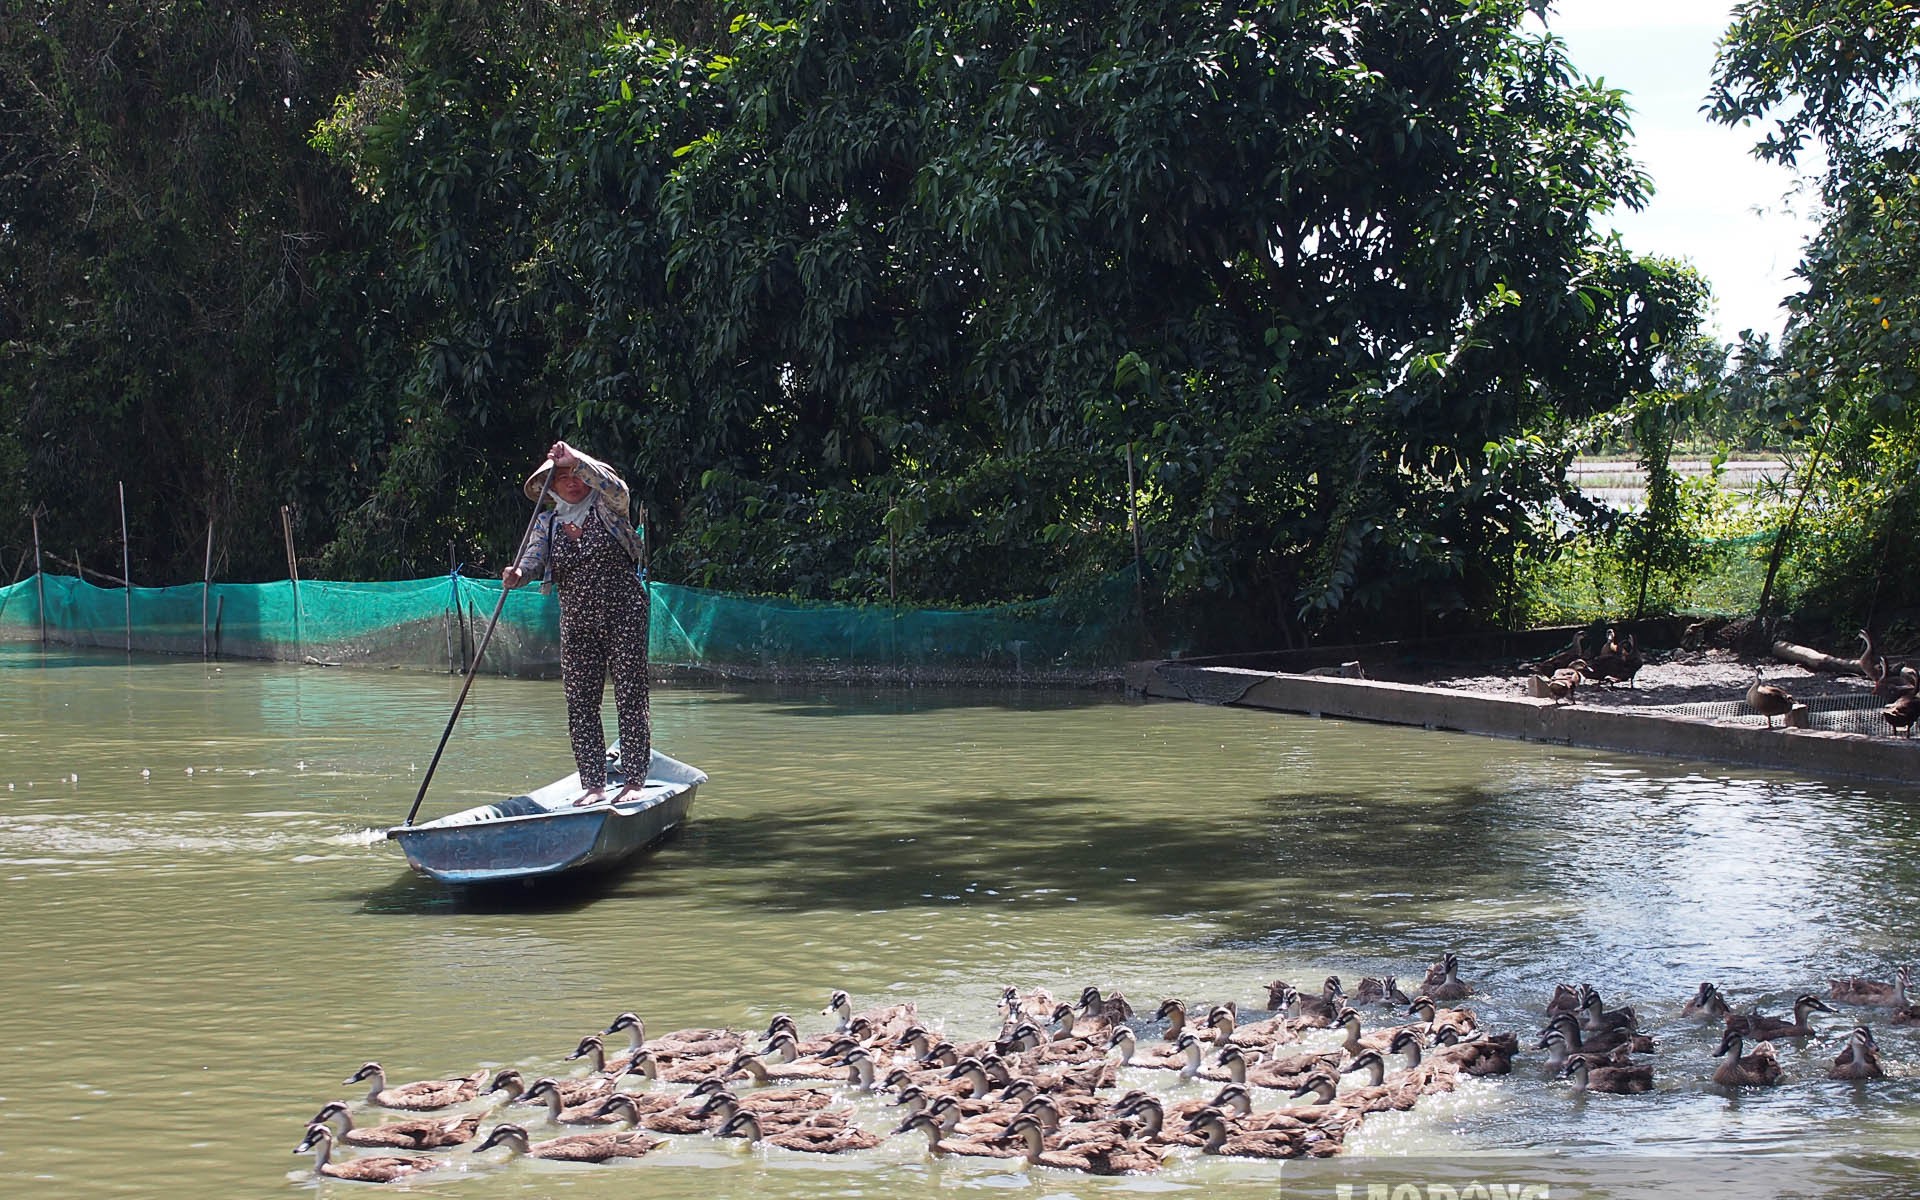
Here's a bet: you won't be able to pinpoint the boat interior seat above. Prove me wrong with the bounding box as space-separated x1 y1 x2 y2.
492 794 547 819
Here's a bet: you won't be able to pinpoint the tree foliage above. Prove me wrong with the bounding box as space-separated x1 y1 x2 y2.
545 0 1699 643
4 1 1706 651
1710 0 1920 625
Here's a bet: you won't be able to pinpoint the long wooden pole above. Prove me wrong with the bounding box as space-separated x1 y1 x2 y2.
44 553 125 586
280 505 303 662
446 541 458 674
403 477 552 827
31 510 45 644
202 520 214 660
1126 441 1146 632
119 481 131 653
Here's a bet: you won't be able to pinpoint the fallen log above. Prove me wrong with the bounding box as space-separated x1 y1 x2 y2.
1772 640 1871 677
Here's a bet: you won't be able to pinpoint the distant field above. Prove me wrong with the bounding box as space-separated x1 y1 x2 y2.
1568 457 1785 508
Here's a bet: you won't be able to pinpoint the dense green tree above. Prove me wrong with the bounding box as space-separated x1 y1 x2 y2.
1709 0 1920 624
539 1 1700 642
0 1 372 581
6 0 1705 654
0 1 696 582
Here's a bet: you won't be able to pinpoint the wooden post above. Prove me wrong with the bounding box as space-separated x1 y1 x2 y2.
446 541 458 675
31 509 45 644
213 593 224 655
1126 441 1146 629
119 481 131 653
885 496 897 672
280 505 303 662
202 520 214 659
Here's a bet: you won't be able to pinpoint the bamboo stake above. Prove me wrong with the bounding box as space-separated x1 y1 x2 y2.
44 553 125 586
119 481 131 653
280 505 303 662
202 520 214 660
31 509 44 644
445 541 458 674
1126 441 1146 631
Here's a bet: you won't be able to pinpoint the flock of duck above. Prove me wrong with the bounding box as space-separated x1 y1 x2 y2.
1527 626 1920 735
294 954 1914 1182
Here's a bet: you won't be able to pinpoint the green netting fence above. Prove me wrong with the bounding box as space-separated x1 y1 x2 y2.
0 570 1138 683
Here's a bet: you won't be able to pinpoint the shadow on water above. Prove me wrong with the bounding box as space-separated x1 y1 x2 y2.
668 681 1126 717
652 787 1530 937
0 645 147 670
352 862 644 916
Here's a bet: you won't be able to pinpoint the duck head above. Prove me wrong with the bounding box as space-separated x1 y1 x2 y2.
474 1123 533 1156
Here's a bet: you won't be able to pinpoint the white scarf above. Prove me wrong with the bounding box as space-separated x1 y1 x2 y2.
552 493 595 529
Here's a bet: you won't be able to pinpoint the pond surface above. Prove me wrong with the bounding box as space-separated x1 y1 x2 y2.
0 644 1915 1198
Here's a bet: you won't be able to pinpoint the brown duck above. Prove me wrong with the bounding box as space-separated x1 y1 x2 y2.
295 1123 443 1182
306 1102 478 1151
1746 669 1796 728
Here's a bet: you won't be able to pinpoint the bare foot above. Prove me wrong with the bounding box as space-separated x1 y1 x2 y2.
573 789 606 808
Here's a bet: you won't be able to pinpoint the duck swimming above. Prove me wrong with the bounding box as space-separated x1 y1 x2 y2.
1681 982 1731 1020
1535 1028 1633 1073
1214 1042 1343 1091
716 1109 882 1154
604 1011 741 1061
1559 1056 1654 1095
1428 1025 1516 1075
492 1066 613 1110
1575 986 1637 1033
1424 954 1473 1002
523 1076 635 1126
1828 965 1911 1008
1827 1025 1887 1081
307 1101 479 1150
591 1092 709 1134
345 1062 488 1111
891 1109 1023 1158
1352 976 1410 1006
1726 993 1834 1041
1711 1029 1783 1087
1106 1025 1189 1071
1406 995 1479 1038
1183 1105 1313 1159
694 1088 856 1132
295 1122 443 1182
1290 977 1349 1025
473 1120 662 1163
997 1111 1162 1174
822 989 917 1040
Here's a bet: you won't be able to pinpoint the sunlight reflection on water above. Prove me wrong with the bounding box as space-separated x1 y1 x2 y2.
0 644 1915 1198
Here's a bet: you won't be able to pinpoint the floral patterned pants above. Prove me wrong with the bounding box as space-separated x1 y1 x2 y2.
554 513 650 791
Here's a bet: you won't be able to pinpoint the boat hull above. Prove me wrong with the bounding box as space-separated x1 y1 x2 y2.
387 748 705 885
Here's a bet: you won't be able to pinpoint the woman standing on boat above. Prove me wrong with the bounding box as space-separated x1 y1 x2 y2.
501 441 649 806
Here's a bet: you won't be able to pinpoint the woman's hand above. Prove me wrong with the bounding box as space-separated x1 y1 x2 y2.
501 566 526 590
548 441 579 472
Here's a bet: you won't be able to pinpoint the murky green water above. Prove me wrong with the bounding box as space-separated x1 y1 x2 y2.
1 644 1916 1199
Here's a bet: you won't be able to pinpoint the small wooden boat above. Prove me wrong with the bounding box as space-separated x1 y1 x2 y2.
387 745 705 885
